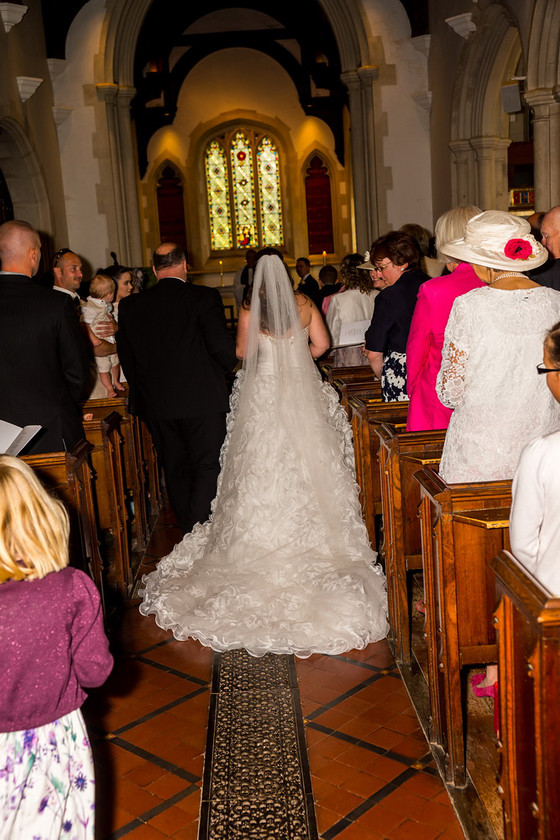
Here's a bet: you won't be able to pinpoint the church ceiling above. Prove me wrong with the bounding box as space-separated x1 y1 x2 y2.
131 1 348 176
40 0 429 176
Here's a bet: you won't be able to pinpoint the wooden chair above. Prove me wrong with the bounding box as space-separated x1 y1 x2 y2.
84 393 149 551
348 395 409 550
82 412 131 596
492 550 560 840
23 440 105 610
415 465 511 786
375 424 446 664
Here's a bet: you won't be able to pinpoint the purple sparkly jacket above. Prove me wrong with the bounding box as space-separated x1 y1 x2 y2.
0 566 113 731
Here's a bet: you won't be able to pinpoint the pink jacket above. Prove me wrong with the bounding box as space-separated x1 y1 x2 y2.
406 262 484 431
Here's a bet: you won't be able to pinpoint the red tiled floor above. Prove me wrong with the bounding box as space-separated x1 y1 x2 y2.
83 510 467 840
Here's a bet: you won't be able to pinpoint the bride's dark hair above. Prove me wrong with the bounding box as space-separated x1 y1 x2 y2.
243 247 294 333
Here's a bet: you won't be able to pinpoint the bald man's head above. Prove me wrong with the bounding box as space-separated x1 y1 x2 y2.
0 220 41 276
541 206 560 259
153 243 187 280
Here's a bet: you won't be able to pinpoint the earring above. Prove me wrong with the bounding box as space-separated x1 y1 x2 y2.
400 267 404 272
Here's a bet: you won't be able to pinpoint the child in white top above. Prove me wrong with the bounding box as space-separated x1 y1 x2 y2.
82 274 125 398
509 321 560 594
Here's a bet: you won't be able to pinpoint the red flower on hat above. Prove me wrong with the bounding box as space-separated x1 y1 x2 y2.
504 238 533 260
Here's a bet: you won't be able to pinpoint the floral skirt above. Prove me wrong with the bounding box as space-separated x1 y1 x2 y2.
0 709 95 840
381 351 408 402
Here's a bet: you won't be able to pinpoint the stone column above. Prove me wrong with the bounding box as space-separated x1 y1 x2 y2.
341 66 379 251
524 88 560 210
96 83 143 265
449 140 476 207
469 137 511 211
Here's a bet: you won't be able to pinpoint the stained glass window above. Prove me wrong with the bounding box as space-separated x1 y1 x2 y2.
231 131 257 249
205 129 284 252
205 140 233 250
257 137 283 246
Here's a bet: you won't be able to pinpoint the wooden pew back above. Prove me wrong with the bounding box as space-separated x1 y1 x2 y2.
22 441 105 609
375 424 446 663
492 550 560 840
416 465 511 786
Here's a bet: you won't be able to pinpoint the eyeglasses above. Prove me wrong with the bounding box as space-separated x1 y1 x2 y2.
373 261 392 273
53 248 71 268
536 363 560 374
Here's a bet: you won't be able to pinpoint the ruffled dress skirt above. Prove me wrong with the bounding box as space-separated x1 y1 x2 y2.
140 367 389 658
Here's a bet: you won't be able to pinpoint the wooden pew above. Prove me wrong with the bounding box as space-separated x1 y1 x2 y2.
82 412 131 597
319 361 373 384
84 393 149 552
375 424 446 664
22 440 105 609
139 419 162 518
492 550 560 840
416 465 511 786
348 395 409 549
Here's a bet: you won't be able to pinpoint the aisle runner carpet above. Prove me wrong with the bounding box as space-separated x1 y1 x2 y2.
199 649 318 840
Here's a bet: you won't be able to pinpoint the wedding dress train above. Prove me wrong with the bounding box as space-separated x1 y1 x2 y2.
140 257 388 658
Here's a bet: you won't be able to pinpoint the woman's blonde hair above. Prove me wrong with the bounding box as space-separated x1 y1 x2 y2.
435 205 482 262
0 456 69 581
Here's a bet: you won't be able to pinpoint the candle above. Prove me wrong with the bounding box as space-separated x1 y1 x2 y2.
322 251 327 266
219 260 224 287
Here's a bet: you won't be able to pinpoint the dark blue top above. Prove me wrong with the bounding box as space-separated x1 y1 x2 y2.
364 267 427 355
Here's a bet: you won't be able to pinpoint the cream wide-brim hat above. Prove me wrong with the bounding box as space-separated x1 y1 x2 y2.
440 210 548 271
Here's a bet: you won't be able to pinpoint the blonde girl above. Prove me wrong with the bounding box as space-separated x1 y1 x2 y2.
0 456 113 839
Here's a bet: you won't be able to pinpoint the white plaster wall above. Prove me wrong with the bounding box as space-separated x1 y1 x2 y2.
147 48 336 168
51 0 108 272
362 0 433 231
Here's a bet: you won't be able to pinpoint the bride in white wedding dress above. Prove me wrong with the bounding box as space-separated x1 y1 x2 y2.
140 251 388 657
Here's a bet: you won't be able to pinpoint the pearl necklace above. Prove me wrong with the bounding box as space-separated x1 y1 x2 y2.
487 271 527 285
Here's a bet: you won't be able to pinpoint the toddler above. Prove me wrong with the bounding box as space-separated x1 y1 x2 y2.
83 273 125 397
0 455 113 838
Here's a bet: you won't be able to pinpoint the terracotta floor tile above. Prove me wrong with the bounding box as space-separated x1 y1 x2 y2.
337 716 381 739
355 803 406 835
390 818 441 840
392 734 430 759
435 822 466 840
400 771 448 800
174 788 202 818
315 803 341 834
125 823 170 838
149 803 193 834
342 770 386 799
364 726 408 751
146 773 191 799
172 824 200 840
313 707 356 730
337 823 385 840
308 735 353 761
124 762 167 788
384 712 424 736
381 786 430 817
312 758 358 787
361 753 410 783
413 798 460 831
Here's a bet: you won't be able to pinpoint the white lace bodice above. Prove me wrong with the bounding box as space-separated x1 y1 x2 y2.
437 286 560 483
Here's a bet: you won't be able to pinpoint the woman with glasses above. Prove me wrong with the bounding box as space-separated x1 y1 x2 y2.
437 210 560 485
363 231 428 400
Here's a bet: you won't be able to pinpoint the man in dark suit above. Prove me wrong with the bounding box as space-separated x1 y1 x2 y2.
295 256 321 306
117 242 236 534
0 220 90 454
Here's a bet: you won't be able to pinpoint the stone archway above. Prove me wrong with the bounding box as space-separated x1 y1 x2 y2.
449 3 521 210
0 117 51 232
97 0 381 255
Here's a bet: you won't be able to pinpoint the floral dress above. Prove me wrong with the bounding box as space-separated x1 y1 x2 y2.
1 710 95 839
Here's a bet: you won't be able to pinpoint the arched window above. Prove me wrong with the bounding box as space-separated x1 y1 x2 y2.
156 165 188 255
205 129 283 252
305 155 334 255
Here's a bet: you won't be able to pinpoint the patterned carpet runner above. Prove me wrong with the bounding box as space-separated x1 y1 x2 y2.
199 649 318 839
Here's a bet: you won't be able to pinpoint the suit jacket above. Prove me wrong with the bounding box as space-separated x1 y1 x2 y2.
297 274 321 307
117 278 236 419
0 273 90 454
